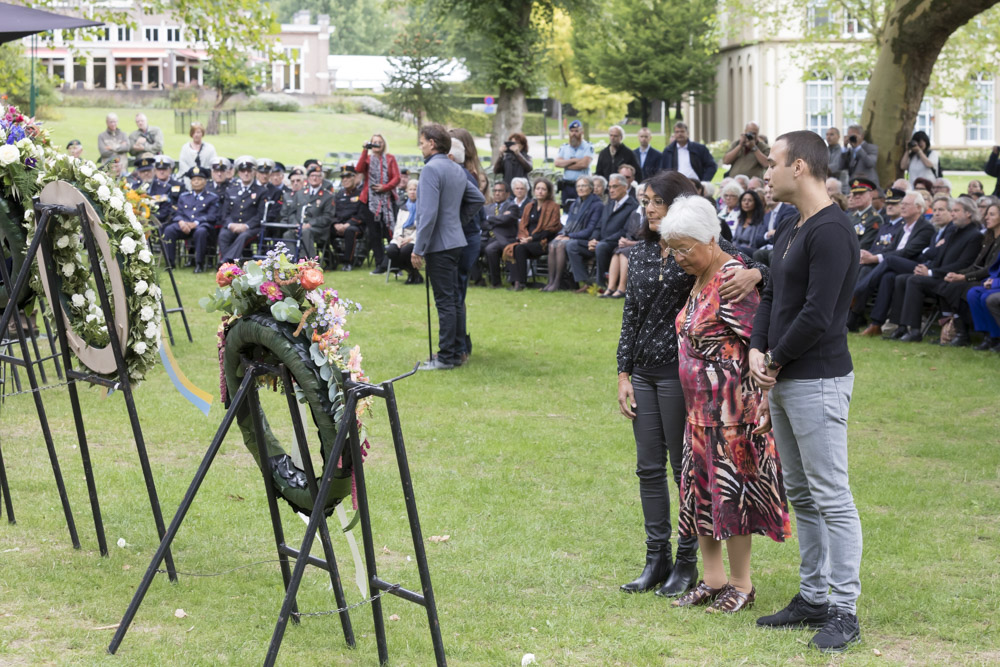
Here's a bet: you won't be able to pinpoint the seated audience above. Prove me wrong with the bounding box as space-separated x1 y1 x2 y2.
541 176 602 291
732 190 767 256
504 179 562 291
567 174 637 293
482 179 529 288
593 175 609 202
386 179 421 284
602 183 645 299
967 180 985 201
717 181 743 233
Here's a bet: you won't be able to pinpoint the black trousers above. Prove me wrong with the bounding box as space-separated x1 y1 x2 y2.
363 207 388 266
334 223 364 264
629 363 686 547
425 247 464 366
386 242 415 272
511 241 545 284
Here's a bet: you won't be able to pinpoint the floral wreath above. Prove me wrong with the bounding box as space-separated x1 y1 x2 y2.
23 152 163 383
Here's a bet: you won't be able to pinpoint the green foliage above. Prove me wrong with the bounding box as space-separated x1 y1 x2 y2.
243 93 302 112
268 0 407 55
445 109 546 137
938 148 994 172
383 28 456 127
0 44 62 114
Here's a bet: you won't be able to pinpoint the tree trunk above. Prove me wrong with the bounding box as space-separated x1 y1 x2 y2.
862 0 1000 186
674 99 682 123
491 86 526 159
206 92 231 135
639 97 649 127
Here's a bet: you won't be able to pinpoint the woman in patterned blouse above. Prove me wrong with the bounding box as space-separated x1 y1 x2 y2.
616 171 769 598
662 195 790 614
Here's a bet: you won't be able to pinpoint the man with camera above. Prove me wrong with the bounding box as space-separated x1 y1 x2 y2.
839 124 880 189
722 122 770 179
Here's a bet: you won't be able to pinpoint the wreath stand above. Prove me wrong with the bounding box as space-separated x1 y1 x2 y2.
151 227 192 346
0 197 177 580
108 359 447 667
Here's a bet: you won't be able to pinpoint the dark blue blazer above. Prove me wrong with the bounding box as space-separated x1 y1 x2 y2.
661 140 718 182
592 196 637 243
566 194 604 240
632 146 662 181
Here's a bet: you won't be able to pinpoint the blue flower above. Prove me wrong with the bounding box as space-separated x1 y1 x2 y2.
6 125 25 144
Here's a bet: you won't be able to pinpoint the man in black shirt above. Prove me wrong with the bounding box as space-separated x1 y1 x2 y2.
749 131 863 654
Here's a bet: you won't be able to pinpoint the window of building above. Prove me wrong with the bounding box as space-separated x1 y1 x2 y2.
117 26 132 41
145 27 159 42
166 27 181 42
283 47 302 92
915 99 933 141
967 73 995 143
190 28 203 42
806 73 834 135
841 75 868 131
842 12 869 36
807 0 831 30
93 27 110 41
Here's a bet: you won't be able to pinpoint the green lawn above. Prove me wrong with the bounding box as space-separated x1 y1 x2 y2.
0 261 998 665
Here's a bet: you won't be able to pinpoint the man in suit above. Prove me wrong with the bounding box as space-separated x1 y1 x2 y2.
482 180 528 288
848 190 935 333
846 178 882 250
411 123 486 370
661 121 717 183
567 174 636 292
839 124 880 189
595 125 640 181
281 164 335 261
632 127 661 181
217 155 267 263
826 127 848 194
161 166 220 272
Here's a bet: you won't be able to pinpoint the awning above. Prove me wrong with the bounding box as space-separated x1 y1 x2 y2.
107 50 168 59
0 1 102 44
173 49 207 61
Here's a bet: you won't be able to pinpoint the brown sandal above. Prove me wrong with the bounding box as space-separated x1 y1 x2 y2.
671 581 725 608
706 584 756 613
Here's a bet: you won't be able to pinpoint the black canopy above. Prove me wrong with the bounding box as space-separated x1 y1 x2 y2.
0 1 102 44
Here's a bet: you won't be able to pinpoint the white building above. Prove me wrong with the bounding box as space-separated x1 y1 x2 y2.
684 5 997 149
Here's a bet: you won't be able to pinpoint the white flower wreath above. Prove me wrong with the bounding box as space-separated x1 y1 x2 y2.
23 154 163 383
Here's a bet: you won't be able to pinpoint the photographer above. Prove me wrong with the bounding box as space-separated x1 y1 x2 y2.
899 131 939 186
356 134 400 274
986 145 1000 198
492 132 532 187
722 122 769 179
839 123 880 188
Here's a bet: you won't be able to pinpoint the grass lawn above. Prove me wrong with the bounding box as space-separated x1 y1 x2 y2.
1 259 998 665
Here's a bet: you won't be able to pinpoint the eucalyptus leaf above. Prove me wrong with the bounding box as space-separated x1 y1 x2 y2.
319 364 332 381
285 305 302 323
198 296 215 311
310 342 326 366
270 301 289 321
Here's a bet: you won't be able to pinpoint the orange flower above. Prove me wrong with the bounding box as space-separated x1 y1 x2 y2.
300 267 325 291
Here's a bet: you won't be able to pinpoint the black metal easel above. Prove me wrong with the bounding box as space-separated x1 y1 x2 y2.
151 228 192 345
109 358 446 666
0 199 176 580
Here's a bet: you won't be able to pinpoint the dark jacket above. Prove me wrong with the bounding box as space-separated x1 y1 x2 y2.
565 194 604 240
928 222 986 275
986 150 1000 197
595 145 640 181
220 180 267 229
632 145 662 181
281 186 336 234
661 140 718 182
592 195 637 243
880 218 935 260
733 218 769 253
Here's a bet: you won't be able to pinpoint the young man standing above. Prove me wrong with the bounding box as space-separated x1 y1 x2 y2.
749 131 863 653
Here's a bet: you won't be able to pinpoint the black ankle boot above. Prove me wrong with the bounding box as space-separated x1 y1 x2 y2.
655 536 698 597
620 544 673 593
974 336 994 351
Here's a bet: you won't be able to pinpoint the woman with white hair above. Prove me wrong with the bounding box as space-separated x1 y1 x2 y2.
661 195 789 614
718 181 744 233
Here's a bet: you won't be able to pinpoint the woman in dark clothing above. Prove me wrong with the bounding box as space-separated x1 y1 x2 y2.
492 132 532 187
732 190 768 256
504 179 561 290
616 171 769 598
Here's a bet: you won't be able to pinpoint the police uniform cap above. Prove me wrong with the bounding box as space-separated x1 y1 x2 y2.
66 139 82 149
135 155 155 171
568 119 583 129
256 158 275 174
306 164 323 176
272 161 285 174
400 167 409 175
885 187 906 205
235 155 257 171
289 166 306 177
154 155 175 170
340 164 357 177
210 156 232 171
184 166 208 180
849 177 876 194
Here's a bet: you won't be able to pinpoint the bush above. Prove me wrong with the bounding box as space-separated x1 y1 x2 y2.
317 96 363 114
0 44 62 115
168 87 202 110
243 93 301 112
442 110 547 137
939 148 993 172
356 95 398 122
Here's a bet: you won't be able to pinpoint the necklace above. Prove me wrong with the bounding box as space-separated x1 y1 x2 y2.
658 244 669 281
782 220 804 259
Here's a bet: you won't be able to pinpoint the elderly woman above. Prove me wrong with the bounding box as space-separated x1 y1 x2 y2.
718 181 744 234
492 132 532 187
541 176 603 291
659 195 790 614
733 190 768 255
602 183 645 299
178 122 217 181
616 171 769 598
386 179 421 284
592 175 609 203
503 178 562 290
357 134 401 274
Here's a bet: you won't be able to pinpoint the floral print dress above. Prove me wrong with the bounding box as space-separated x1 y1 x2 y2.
675 259 791 542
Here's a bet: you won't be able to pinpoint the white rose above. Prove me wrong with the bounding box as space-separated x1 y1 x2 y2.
97 185 111 201
24 210 32 221
149 285 161 299
71 294 86 308
56 236 70 248
109 196 124 211
80 164 94 177
62 262 75 277
16 138 29 148
137 248 151 263
119 236 137 254
85 289 96 302
134 280 148 295
0 144 20 166
125 202 134 215
133 342 147 355
86 313 99 323
140 306 154 321
144 322 158 339
131 220 143 233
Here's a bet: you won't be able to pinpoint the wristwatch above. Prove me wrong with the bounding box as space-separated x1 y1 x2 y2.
763 351 781 371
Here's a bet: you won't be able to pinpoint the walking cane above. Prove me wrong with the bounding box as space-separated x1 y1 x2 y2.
425 267 433 362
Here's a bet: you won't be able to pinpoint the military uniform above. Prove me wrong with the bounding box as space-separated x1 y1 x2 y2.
217 156 268 262
162 166 220 271
331 165 366 268
280 184 335 260
847 178 881 251
149 156 185 226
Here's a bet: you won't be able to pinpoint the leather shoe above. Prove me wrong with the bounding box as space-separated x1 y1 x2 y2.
860 324 882 337
193 264 204 274
706 584 756 614
889 326 907 340
899 330 923 343
948 334 970 347
974 337 995 351
418 358 454 371
620 545 672 594
671 581 725 608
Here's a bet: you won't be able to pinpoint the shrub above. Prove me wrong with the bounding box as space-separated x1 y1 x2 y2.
243 93 301 112
938 148 993 172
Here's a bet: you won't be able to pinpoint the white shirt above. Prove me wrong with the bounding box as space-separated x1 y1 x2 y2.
638 146 649 169
676 143 697 180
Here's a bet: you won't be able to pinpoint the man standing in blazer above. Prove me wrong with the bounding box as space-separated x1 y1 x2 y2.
840 124 880 189
411 123 486 371
661 121 718 183
632 127 662 181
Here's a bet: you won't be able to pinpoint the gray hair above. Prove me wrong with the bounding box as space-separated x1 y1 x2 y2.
721 182 744 198
934 177 952 189
608 173 628 187
609 125 624 136
588 175 604 190
950 196 978 222
511 177 529 191
902 190 922 206
733 174 750 189
661 195 722 244
847 123 864 134
701 181 716 198
448 138 465 164
106 112 118 122
826 177 842 189
576 175 594 191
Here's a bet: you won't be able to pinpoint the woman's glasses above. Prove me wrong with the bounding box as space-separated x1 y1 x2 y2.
639 196 666 208
664 244 699 258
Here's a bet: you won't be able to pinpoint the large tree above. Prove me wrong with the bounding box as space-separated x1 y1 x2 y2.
383 29 455 139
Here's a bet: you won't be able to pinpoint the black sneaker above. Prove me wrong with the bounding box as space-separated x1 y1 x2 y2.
810 604 861 653
756 593 828 629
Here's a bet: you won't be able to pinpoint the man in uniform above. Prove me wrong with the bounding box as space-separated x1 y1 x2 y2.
554 119 594 212
162 166 220 272
67 139 84 159
262 161 288 225
288 166 306 195
846 177 880 250
217 155 267 263
149 155 184 227
330 165 366 270
208 157 232 197
255 158 273 188
127 154 156 189
281 164 335 260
